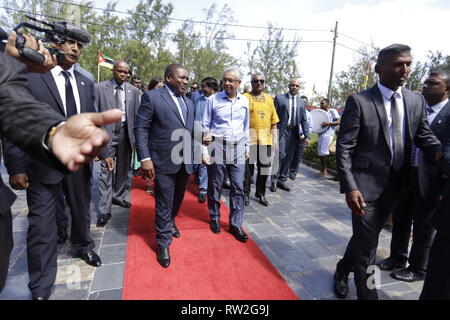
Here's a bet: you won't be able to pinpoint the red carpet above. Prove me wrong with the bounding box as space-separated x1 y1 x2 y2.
122 176 299 300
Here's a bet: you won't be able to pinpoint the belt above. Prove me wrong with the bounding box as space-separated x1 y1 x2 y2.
213 137 242 146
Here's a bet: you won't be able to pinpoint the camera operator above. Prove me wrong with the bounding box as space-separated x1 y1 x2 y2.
0 31 121 296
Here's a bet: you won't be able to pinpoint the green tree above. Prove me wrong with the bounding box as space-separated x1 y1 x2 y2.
245 23 300 95
173 3 238 83
329 46 378 108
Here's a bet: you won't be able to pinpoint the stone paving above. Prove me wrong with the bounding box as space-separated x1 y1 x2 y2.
0 161 424 300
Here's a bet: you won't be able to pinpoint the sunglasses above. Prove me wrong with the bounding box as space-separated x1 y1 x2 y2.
252 79 265 84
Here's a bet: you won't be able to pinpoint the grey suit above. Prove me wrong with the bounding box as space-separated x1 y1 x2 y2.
95 79 140 215
335 84 440 300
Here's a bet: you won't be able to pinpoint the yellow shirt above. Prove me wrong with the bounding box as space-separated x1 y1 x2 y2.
244 92 279 145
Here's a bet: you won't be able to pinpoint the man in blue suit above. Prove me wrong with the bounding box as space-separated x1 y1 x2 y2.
135 63 194 268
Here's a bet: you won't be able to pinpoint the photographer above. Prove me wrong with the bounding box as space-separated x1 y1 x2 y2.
0 30 121 295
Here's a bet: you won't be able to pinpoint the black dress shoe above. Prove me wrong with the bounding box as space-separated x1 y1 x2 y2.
79 250 102 267
229 226 248 242
210 220 220 234
244 194 250 206
157 246 170 268
223 181 231 189
277 182 291 192
172 223 180 238
198 194 206 203
289 173 297 180
112 199 131 208
270 182 277 192
377 257 406 271
333 270 349 299
96 213 112 227
256 194 269 206
32 295 50 300
57 228 68 244
390 267 425 282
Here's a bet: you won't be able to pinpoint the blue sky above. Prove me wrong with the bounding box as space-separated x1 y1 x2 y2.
90 0 450 99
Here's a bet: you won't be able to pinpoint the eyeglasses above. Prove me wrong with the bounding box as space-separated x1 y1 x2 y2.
252 79 265 84
222 78 240 84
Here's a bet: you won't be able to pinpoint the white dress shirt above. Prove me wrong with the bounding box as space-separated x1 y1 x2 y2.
51 65 81 116
166 85 186 125
377 82 405 164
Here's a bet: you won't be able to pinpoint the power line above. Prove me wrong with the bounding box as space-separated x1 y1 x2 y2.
339 32 378 50
46 0 332 33
337 43 373 57
0 6 333 44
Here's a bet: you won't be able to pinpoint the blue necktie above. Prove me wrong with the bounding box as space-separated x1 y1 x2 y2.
427 106 435 115
177 95 188 123
62 71 77 117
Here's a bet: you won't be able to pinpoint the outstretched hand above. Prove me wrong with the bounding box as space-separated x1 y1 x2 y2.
51 109 122 171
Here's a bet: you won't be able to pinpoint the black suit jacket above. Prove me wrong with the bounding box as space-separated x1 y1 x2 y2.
274 93 310 140
336 85 441 202
418 100 450 199
134 86 194 175
3 69 96 184
0 53 66 213
431 108 450 233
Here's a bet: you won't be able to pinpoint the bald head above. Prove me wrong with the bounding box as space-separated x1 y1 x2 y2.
112 60 130 85
289 78 301 96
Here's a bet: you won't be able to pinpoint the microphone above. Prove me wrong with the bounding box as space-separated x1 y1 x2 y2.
51 22 91 44
0 27 8 40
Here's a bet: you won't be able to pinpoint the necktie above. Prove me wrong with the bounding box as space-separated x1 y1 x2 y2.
290 96 296 127
410 143 417 166
62 71 77 117
391 93 404 171
427 106 435 115
177 95 188 123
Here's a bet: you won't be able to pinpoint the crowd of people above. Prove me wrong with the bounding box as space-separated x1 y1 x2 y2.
0 23 449 301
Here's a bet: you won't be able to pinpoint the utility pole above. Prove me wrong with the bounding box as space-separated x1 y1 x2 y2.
327 21 338 101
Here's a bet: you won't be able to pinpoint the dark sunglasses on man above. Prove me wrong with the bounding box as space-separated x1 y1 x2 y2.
252 79 265 84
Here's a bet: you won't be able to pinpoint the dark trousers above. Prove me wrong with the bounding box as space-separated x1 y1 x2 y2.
244 145 272 197
154 166 189 248
0 209 13 293
420 231 450 300
289 137 307 176
390 167 436 273
279 127 303 182
27 166 94 297
337 168 404 300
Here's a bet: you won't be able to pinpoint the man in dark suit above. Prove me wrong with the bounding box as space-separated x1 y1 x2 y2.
270 78 310 192
0 32 121 294
420 110 450 300
95 60 141 226
3 30 103 300
378 70 450 282
135 63 194 268
333 44 441 300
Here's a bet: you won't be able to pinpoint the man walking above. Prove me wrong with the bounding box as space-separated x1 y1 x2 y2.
95 60 141 226
332 44 441 300
270 79 310 192
378 70 450 282
135 64 194 268
243 73 279 206
202 68 250 242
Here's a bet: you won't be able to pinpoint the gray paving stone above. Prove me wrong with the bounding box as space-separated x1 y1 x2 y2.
89 288 123 300
8 254 28 277
12 217 28 232
102 228 128 245
296 269 335 299
0 276 31 300
91 263 125 291
106 216 129 229
261 236 299 253
247 223 283 238
99 244 127 264
50 281 91 300
296 240 335 259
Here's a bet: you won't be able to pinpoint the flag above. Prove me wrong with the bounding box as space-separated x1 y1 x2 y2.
98 51 114 70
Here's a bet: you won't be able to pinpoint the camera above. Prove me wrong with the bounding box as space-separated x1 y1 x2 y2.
0 15 91 66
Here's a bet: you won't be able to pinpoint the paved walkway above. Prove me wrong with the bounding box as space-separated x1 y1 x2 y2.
0 162 423 300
